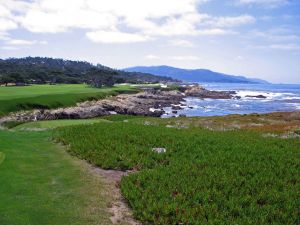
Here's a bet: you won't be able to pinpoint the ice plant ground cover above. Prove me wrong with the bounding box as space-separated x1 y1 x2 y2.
54 117 300 224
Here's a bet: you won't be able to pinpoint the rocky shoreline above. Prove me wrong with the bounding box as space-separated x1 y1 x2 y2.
0 85 238 124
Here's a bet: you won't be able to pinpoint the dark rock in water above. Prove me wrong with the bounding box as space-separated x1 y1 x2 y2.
184 85 234 99
172 105 183 110
172 110 178 114
245 95 267 99
188 106 194 109
179 114 186 117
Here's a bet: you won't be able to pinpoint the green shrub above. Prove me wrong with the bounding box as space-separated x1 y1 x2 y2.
1 121 25 129
54 122 300 224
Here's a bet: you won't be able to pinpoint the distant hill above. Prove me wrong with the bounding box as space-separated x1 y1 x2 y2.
124 65 269 84
0 57 175 86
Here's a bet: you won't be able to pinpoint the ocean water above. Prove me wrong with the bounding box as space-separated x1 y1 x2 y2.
162 83 300 117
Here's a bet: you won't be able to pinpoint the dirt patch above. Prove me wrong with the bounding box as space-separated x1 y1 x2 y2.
92 167 141 225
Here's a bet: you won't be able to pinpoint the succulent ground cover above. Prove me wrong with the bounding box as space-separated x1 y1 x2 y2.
54 116 300 224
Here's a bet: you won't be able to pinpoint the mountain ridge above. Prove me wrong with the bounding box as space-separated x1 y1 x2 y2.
124 65 269 84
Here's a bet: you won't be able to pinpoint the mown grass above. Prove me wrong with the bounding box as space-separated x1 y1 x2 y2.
0 152 5 165
0 84 137 116
54 121 300 224
0 130 112 225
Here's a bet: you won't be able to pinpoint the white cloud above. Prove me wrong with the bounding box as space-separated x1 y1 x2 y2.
1 46 20 50
248 28 300 42
6 39 36 45
0 32 10 41
145 54 161 59
0 0 254 44
16 0 205 35
39 40 48 45
249 43 300 51
0 18 18 32
144 54 201 61
208 15 256 27
169 39 195 47
0 0 31 12
234 55 245 61
140 13 205 36
86 30 151 43
3 39 48 47
170 55 200 61
0 2 28 32
198 28 236 35
270 44 300 50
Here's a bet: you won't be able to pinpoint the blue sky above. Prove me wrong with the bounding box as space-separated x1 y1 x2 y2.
0 0 299 83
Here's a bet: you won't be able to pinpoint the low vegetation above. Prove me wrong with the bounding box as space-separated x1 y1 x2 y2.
54 119 300 224
0 84 137 116
1 120 25 129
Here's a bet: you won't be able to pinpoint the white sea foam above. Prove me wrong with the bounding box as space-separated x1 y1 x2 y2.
282 96 300 100
231 104 240 108
235 90 293 100
149 108 161 112
286 103 300 110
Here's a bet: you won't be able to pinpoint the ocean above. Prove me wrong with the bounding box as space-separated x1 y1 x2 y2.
162 83 300 117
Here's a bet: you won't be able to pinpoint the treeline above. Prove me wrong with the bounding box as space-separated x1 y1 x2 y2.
0 57 175 87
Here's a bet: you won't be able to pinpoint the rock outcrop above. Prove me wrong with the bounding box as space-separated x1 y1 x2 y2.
245 95 267 99
0 90 185 124
184 85 235 99
0 85 238 124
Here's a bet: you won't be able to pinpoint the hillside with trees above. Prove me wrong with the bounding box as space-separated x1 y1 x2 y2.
0 57 175 87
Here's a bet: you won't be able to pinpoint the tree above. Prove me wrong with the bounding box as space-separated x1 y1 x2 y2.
86 68 117 88
9 72 25 85
0 74 16 86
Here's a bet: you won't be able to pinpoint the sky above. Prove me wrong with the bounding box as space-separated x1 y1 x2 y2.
0 0 300 83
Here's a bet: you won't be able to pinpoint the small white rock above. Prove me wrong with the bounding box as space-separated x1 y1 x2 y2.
152 148 166 153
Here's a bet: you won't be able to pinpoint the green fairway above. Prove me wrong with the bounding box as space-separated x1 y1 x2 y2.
0 152 5 165
0 84 126 100
0 84 137 116
0 130 112 225
54 121 300 224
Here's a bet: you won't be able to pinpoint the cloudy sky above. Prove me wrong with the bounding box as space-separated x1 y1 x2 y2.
0 0 299 83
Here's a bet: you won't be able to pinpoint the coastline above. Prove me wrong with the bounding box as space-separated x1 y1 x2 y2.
1 83 300 126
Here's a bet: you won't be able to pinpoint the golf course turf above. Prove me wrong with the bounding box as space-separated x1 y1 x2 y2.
0 130 112 225
0 84 136 116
